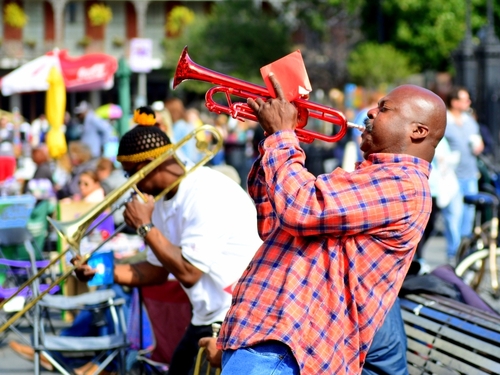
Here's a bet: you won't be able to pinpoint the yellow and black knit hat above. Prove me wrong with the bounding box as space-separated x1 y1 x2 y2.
117 106 172 163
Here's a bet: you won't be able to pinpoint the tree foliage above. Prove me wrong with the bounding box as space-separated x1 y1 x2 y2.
200 1 292 80
360 0 500 72
360 0 465 71
163 1 293 94
281 0 363 40
347 42 418 88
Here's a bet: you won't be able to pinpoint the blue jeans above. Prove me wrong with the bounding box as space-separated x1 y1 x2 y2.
459 177 479 237
362 297 407 375
440 191 464 258
222 341 300 375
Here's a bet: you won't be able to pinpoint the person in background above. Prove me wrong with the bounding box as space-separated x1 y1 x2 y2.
74 169 105 203
95 157 127 195
56 141 98 200
95 157 129 227
444 87 484 241
64 111 83 144
416 137 462 267
30 144 53 182
151 100 174 141
74 101 112 158
52 153 72 194
22 144 56 206
30 113 49 147
200 79 446 374
0 115 14 144
164 98 201 163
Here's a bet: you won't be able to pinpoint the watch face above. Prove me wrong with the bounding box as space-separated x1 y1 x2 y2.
137 224 152 237
137 225 147 237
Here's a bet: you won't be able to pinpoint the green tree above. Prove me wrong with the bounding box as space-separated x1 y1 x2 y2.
347 42 418 88
360 0 500 72
281 0 363 41
200 1 292 81
164 1 293 94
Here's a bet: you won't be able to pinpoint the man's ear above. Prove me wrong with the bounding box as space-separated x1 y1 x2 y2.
410 123 429 141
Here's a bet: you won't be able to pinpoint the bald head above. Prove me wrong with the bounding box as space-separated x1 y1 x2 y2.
396 84 446 142
360 84 446 163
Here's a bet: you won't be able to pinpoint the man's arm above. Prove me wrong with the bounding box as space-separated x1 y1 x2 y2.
114 261 168 287
247 148 277 241
123 195 203 288
142 227 203 288
73 257 167 287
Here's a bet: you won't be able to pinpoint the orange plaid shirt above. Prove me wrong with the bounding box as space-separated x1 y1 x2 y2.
218 131 432 374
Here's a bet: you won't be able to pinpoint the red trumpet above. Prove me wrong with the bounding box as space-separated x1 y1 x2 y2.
173 46 363 143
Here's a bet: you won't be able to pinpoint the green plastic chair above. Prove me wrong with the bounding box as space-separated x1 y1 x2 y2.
0 200 55 261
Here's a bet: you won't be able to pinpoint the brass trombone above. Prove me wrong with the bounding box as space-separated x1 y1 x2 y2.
0 125 223 333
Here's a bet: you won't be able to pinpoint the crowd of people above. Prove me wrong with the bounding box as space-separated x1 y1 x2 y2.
0 80 493 375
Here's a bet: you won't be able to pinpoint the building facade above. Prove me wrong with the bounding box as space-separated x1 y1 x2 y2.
0 0 215 120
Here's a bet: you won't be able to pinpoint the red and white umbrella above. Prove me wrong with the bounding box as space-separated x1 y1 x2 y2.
0 48 118 96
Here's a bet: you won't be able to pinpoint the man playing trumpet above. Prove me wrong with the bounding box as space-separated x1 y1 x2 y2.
74 106 262 375
200 76 447 374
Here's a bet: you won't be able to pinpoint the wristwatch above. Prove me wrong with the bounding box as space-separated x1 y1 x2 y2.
137 223 154 238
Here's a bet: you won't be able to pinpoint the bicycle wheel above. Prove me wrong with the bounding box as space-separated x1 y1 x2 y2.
456 221 492 264
455 248 500 294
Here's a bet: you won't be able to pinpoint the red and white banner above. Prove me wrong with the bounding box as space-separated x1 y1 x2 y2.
0 49 118 96
55 49 117 92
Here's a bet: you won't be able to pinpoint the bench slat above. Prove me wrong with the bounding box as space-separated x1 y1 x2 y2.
404 324 438 348
402 309 443 333
421 294 500 322
402 294 500 375
406 338 432 358
426 348 492 375
406 351 428 368
408 364 425 375
401 299 500 344
407 294 500 333
437 325 500 359
431 337 500 374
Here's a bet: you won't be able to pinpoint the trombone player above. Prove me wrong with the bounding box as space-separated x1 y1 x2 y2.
73 106 262 375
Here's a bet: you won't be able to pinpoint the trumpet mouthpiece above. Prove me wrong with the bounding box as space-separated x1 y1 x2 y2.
347 122 365 131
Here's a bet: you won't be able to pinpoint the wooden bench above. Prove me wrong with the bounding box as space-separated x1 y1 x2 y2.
400 293 500 375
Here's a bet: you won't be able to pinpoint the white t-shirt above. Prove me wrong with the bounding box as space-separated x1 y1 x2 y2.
147 166 262 325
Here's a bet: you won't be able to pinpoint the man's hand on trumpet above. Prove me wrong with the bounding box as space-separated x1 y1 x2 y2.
123 193 155 230
247 73 297 137
198 337 222 369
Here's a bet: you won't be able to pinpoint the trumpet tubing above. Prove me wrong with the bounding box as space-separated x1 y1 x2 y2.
174 46 363 144
0 125 223 334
